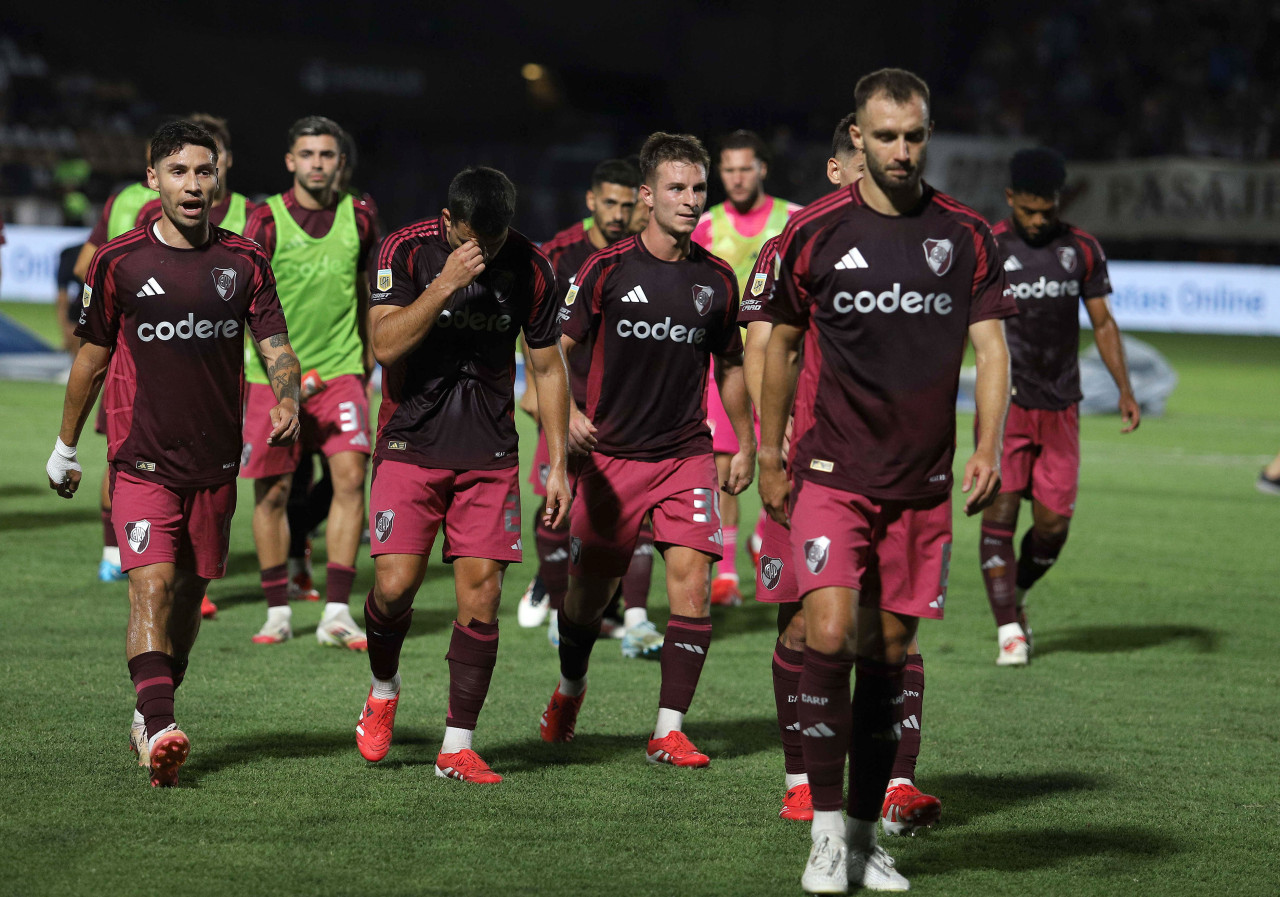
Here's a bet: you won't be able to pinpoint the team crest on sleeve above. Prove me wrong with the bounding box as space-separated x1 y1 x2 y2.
564 284 579 306
1056 246 1077 272
211 267 237 301
81 284 93 308
923 239 955 276
760 555 784 591
125 520 151 554
692 284 714 316
751 272 768 297
377 268 393 291
374 510 395 543
803 536 830 574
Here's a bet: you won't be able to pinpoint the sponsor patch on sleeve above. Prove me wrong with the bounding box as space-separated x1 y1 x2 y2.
82 284 93 308
750 272 767 296
809 459 834 473
376 268 393 292
564 284 579 306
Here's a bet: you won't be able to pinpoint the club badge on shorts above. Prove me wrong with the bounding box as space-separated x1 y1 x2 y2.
374 510 395 543
211 267 237 301
803 536 830 574
692 284 714 316
760 555 784 591
923 238 955 276
126 520 151 554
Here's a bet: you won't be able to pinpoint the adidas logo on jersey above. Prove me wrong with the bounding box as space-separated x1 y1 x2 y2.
621 285 649 303
1004 255 1023 272
136 277 165 297
834 247 869 270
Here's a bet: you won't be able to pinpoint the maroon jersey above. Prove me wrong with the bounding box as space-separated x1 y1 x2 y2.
75 225 287 488
243 190 379 270
770 181 1016 501
135 194 261 230
371 217 559 471
541 220 601 406
740 233 783 324
993 220 1110 410
560 234 742 461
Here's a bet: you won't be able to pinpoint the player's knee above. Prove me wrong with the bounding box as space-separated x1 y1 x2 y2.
129 572 175 611
780 607 806 648
255 477 291 512
373 570 418 610
1035 516 1070 539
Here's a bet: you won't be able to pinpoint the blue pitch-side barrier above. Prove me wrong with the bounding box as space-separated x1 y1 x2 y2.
0 313 56 354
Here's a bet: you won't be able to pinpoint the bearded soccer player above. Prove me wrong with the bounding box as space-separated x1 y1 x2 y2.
539 132 755 767
46 121 300 787
242 115 378 649
355 167 570 784
692 130 799 607
520 158 663 659
759 69 1015 893
981 147 1140 666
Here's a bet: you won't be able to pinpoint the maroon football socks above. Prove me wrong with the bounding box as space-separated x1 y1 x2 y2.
798 648 854 813
557 610 602 681
849 657 905 821
325 563 356 606
658 614 712 713
364 592 412 681
980 523 1020 626
890 653 925 782
535 518 569 612
1016 527 1068 591
129 651 176 740
444 619 499 730
772 641 806 776
261 563 289 609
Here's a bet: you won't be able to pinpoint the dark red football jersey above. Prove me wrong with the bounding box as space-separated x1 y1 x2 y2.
76 224 287 487
370 217 560 471
993 220 1111 410
560 234 742 461
243 190 379 270
769 181 1016 501
740 233 783 324
541 221 605 406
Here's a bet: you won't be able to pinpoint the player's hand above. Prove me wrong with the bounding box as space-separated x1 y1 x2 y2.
440 240 486 293
46 438 82 499
543 467 572 531
267 399 301 447
519 386 540 426
1119 392 1141 433
961 448 1001 516
723 446 756 496
758 454 790 525
567 405 597 455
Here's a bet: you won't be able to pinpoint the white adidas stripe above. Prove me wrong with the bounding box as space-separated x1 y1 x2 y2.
834 247 869 270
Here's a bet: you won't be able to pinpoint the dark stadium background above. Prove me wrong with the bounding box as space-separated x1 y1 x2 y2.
3 1 1276 261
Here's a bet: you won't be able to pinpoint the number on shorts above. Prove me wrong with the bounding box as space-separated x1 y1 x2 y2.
338 401 361 433
692 488 720 525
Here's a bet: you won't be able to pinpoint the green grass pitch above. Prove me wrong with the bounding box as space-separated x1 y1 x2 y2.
1 300 1277 896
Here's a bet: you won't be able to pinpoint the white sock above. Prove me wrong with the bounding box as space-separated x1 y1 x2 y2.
785 772 809 790
846 817 877 851
812 810 844 841
371 672 400 700
146 722 177 750
558 674 586 697
440 725 473 754
103 545 121 566
653 707 684 739
623 607 649 630
132 709 144 727
267 605 292 622
887 776 912 789
323 601 348 619
998 621 1025 643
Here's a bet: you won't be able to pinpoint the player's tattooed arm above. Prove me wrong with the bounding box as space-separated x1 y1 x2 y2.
256 332 302 447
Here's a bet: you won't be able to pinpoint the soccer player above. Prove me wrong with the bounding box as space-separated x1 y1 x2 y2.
520 158 662 658
242 115 378 649
134 114 256 235
692 130 799 606
354 166 570 783
539 132 755 767
759 69 1015 892
981 148 1140 666
46 120 300 787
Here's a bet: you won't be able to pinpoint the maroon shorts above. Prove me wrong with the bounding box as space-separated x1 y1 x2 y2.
788 479 952 621
369 459 522 563
240 375 370 479
998 402 1080 518
529 427 550 497
109 470 236 579
755 512 800 604
570 452 722 578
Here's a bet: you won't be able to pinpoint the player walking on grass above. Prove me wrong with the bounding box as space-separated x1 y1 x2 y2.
692 130 800 607
46 121 300 787
759 69 1015 892
242 116 379 650
539 132 755 767
981 148 1140 667
519 158 662 659
354 167 571 784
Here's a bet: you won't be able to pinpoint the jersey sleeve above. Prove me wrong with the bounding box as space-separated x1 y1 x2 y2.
739 234 781 322
1076 230 1112 299
559 255 604 345
709 264 743 358
242 204 275 257
967 222 1017 324
355 203 380 272
522 247 561 350
73 247 119 347
87 197 112 247
246 253 288 342
370 233 423 309
767 218 813 328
